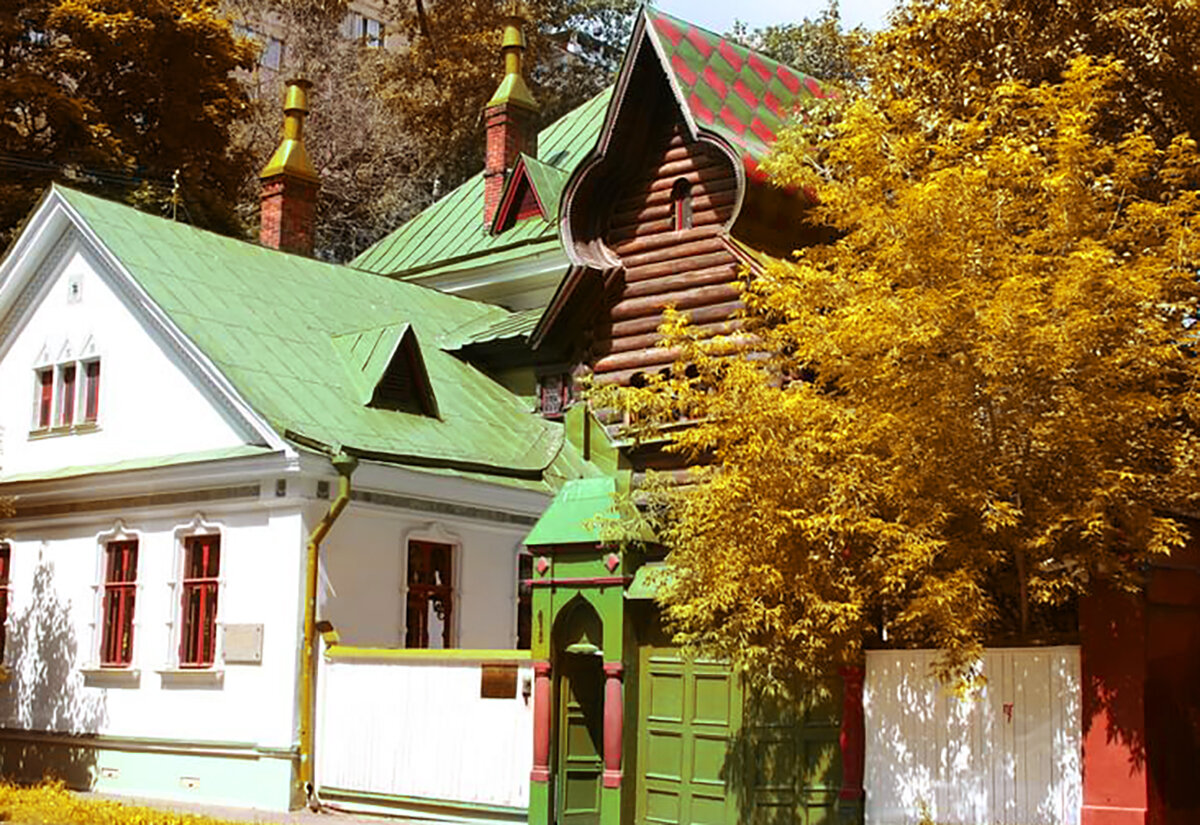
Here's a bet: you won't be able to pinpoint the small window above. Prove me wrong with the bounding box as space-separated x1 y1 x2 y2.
83 360 101 423
34 369 53 429
672 178 694 231
344 12 384 47
180 535 220 667
406 540 453 649
0 544 10 663
516 553 532 650
101 541 138 666
57 364 76 427
537 372 572 419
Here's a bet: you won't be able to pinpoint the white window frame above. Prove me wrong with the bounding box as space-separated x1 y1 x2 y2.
164 514 226 673
400 522 461 649
89 520 142 670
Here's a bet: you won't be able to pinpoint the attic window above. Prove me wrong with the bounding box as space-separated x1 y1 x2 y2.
369 329 438 417
672 178 693 231
537 372 573 419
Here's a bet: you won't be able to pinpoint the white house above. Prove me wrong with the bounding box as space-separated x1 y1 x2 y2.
0 183 588 812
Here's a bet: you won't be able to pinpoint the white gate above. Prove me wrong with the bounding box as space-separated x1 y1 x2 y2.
865 646 1081 825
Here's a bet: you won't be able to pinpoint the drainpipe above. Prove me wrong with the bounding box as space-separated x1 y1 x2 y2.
298 453 356 809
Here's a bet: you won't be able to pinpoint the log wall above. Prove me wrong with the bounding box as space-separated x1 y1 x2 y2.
588 120 744 388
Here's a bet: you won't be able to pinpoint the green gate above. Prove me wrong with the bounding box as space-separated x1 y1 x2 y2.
635 646 842 825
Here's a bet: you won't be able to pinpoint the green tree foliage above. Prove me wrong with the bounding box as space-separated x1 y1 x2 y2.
0 0 256 247
597 5 1200 687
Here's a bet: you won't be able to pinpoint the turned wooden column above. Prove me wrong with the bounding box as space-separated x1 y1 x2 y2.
531 661 552 782
602 661 624 788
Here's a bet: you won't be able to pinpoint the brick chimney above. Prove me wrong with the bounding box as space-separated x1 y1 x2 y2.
260 79 320 256
483 15 539 226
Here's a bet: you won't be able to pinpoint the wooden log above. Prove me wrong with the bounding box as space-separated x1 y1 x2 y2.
606 300 744 338
619 236 728 270
634 153 726 187
619 262 740 300
624 250 736 283
609 219 725 253
593 345 682 374
591 318 746 357
609 282 741 322
612 177 738 214
608 188 737 230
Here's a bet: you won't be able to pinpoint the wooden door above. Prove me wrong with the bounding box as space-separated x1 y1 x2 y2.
557 653 605 825
636 646 742 824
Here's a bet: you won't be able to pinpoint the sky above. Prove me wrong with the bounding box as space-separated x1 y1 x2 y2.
653 0 896 33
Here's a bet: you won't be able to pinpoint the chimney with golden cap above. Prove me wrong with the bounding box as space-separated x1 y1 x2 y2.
483 13 539 226
260 79 320 256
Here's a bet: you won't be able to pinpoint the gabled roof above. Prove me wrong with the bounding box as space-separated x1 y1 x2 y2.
489 154 570 235
48 186 578 488
351 88 612 279
642 8 833 182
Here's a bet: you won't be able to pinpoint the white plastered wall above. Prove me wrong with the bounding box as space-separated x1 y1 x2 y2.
0 244 248 477
319 501 529 650
0 501 305 749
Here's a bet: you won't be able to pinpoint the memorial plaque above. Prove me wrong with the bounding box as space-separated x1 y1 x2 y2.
480 663 518 698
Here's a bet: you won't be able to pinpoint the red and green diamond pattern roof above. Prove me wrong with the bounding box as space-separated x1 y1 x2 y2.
644 8 833 183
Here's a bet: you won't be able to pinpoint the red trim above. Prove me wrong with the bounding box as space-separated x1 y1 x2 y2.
84 361 100 422
602 661 624 789
180 535 220 666
531 660 552 782
58 364 75 427
525 576 632 588
37 369 53 428
838 665 866 801
101 540 138 666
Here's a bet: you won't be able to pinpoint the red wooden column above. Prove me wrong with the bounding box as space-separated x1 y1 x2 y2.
531 661 552 782
602 662 624 788
838 665 866 804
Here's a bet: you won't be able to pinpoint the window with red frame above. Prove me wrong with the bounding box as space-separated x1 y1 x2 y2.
405 540 453 649
57 364 76 427
101 540 137 666
83 361 100 423
0 544 10 663
180 535 220 667
671 178 694 231
34 369 52 429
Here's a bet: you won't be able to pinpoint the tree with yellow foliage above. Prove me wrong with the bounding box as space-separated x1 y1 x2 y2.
602 52 1200 685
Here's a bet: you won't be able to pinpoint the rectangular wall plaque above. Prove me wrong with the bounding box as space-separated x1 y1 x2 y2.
480 663 518 699
222 623 264 664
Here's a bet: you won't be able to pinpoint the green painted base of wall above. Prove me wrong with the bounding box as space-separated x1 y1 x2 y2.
0 731 299 811
318 785 527 825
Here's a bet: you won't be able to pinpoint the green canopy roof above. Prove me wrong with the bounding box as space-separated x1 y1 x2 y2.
55 186 578 489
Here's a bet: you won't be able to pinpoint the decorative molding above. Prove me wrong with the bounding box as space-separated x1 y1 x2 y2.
351 489 538 527
10 485 259 520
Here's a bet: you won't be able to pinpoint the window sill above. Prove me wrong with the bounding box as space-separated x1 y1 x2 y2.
156 668 224 686
80 667 141 687
28 422 100 440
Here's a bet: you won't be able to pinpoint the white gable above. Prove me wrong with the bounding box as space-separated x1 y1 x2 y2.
0 237 253 478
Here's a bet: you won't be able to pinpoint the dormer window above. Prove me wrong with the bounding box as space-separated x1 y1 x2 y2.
671 178 693 231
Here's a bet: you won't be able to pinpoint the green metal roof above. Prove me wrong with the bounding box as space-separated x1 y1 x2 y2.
55 186 576 488
443 306 544 350
644 8 832 183
515 154 570 223
625 561 671 601
524 477 619 546
350 87 612 277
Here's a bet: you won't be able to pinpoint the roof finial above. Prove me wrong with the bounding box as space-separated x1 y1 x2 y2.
260 78 319 183
486 8 538 110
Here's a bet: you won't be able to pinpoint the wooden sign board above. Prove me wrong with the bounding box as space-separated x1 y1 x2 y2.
480 663 518 699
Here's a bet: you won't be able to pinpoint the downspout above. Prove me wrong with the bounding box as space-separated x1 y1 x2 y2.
299 453 356 809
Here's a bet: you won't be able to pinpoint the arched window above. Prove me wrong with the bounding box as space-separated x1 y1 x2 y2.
671 178 693 231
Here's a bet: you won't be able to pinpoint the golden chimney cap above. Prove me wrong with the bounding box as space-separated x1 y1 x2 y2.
260 78 319 183
486 15 538 110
